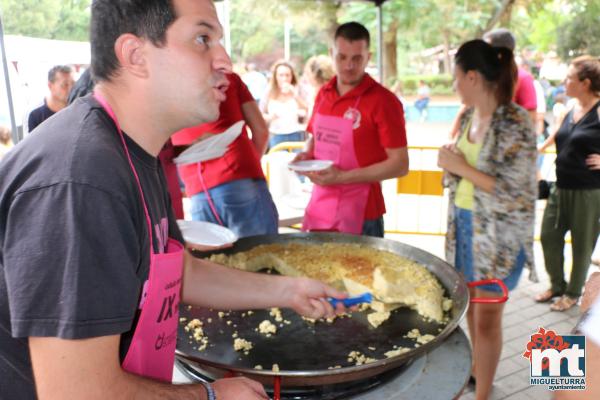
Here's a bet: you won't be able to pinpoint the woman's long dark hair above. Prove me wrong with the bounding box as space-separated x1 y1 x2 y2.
455 39 517 105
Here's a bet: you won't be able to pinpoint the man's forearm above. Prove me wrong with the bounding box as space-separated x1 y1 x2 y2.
120 373 208 400
252 131 268 155
337 148 408 185
181 254 292 310
241 101 269 156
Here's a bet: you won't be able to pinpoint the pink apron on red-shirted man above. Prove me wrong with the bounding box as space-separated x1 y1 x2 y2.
94 93 185 382
302 97 370 235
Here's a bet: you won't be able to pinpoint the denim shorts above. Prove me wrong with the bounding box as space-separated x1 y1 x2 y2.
454 207 524 292
190 178 279 239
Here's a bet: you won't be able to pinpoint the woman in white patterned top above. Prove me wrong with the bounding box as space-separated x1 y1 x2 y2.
260 60 308 149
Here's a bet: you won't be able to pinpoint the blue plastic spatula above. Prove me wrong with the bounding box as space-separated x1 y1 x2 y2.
328 292 373 308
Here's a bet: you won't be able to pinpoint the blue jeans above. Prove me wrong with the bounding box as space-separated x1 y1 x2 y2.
268 131 305 150
362 217 384 238
415 98 429 113
454 207 524 292
190 179 279 239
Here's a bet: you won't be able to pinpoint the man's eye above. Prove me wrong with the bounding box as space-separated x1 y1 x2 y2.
196 35 209 45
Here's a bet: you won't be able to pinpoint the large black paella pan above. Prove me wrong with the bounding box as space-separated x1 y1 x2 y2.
176 233 505 389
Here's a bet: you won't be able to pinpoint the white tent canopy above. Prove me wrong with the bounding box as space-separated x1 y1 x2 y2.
4 35 90 66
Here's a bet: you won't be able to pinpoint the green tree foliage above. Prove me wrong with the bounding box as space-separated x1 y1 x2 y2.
556 0 600 59
0 0 90 41
229 0 338 69
228 0 280 63
0 0 589 72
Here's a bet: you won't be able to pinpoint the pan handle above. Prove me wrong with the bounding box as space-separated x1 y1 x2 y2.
273 376 281 400
467 279 508 303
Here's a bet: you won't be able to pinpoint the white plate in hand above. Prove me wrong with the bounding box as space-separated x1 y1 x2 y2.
174 120 244 165
173 147 227 165
288 160 334 172
177 220 238 247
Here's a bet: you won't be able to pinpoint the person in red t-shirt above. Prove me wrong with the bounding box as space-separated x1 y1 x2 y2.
172 72 278 238
483 28 537 122
294 22 409 237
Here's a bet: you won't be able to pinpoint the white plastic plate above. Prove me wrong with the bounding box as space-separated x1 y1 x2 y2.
176 220 238 247
287 160 334 172
174 120 244 165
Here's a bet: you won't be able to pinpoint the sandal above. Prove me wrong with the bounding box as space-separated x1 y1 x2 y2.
550 295 579 312
534 289 561 303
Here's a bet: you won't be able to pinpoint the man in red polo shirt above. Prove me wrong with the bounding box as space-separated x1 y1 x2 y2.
295 22 409 237
172 72 278 238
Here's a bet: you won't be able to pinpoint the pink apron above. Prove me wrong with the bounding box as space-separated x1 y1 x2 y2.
94 93 185 382
302 98 370 234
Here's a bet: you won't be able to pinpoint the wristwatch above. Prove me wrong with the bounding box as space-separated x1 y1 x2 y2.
200 381 216 400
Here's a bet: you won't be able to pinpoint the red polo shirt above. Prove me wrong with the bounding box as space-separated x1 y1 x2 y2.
172 73 265 196
307 74 407 220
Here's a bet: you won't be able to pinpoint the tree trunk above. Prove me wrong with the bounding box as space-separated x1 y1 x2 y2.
478 0 516 37
499 1 515 26
383 20 398 85
441 29 451 74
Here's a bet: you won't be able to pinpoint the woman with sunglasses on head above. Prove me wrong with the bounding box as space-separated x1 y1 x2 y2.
438 39 537 400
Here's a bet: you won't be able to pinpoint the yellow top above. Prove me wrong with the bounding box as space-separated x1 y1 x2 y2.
454 118 483 210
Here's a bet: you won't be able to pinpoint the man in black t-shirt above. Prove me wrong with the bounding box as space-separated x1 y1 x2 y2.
0 1 347 399
67 68 95 105
26 65 74 133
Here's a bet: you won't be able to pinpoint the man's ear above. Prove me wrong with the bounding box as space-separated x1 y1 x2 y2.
113 33 148 79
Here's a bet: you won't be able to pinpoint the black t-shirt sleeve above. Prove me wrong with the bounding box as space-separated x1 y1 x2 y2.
27 109 42 133
5 182 142 339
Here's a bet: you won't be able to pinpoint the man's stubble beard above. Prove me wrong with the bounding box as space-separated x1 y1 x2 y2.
192 74 222 125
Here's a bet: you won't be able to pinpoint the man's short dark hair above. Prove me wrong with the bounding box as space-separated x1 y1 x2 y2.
334 22 370 47
48 65 72 83
90 0 177 82
483 28 516 51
